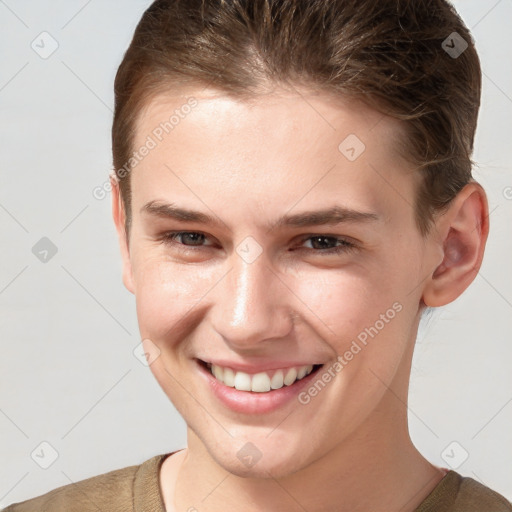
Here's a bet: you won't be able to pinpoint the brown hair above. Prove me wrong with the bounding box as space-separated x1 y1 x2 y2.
112 0 481 239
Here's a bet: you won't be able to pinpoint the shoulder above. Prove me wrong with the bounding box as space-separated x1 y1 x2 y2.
1 454 167 512
454 473 512 511
416 470 512 512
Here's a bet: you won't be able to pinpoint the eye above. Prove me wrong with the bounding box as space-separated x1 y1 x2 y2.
160 231 358 256
160 231 215 248
298 235 357 255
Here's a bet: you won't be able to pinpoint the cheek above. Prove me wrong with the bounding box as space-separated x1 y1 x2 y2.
293 265 399 332
292 263 417 372
133 258 207 339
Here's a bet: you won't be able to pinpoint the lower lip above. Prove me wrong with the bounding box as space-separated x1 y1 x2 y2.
196 360 323 414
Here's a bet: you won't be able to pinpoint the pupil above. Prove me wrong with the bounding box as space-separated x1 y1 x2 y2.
184 232 203 245
313 236 333 249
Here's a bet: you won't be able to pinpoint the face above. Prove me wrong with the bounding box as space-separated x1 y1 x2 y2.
114 86 440 478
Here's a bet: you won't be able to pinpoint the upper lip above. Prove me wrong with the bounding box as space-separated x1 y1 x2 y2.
197 358 322 374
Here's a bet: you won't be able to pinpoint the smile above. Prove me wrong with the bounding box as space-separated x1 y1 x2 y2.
204 361 321 393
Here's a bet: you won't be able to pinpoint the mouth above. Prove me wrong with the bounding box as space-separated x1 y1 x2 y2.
197 359 323 393
195 358 327 414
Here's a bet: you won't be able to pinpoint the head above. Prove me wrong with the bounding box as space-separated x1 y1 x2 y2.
111 0 488 478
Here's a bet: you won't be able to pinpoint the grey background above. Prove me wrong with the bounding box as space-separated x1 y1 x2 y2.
0 0 511 507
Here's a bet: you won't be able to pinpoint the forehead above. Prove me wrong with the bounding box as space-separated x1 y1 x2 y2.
129 86 416 224
134 85 404 153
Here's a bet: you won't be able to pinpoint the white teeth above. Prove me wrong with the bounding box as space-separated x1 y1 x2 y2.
223 367 235 387
283 367 297 386
212 365 224 381
234 371 252 391
251 372 271 392
297 366 307 379
208 363 316 393
270 370 284 389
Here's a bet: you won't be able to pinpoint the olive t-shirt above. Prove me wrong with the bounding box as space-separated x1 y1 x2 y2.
3 452 511 511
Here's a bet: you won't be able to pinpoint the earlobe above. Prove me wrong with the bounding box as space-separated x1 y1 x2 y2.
110 174 135 294
422 183 489 308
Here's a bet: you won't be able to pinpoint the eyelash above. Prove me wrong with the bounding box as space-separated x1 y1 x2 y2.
159 231 357 255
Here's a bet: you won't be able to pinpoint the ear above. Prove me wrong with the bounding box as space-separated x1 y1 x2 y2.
422 182 489 307
111 173 135 294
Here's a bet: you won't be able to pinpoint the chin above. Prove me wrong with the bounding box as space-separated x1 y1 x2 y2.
223 454 301 479
207 438 310 480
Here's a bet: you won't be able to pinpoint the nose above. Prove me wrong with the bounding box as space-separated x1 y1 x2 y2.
210 248 295 352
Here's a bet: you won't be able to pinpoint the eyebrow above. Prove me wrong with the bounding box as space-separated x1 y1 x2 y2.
140 200 380 231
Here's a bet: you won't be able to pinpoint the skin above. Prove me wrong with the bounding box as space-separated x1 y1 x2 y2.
111 85 489 512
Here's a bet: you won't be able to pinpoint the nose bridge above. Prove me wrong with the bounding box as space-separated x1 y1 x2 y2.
212 249 294 348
